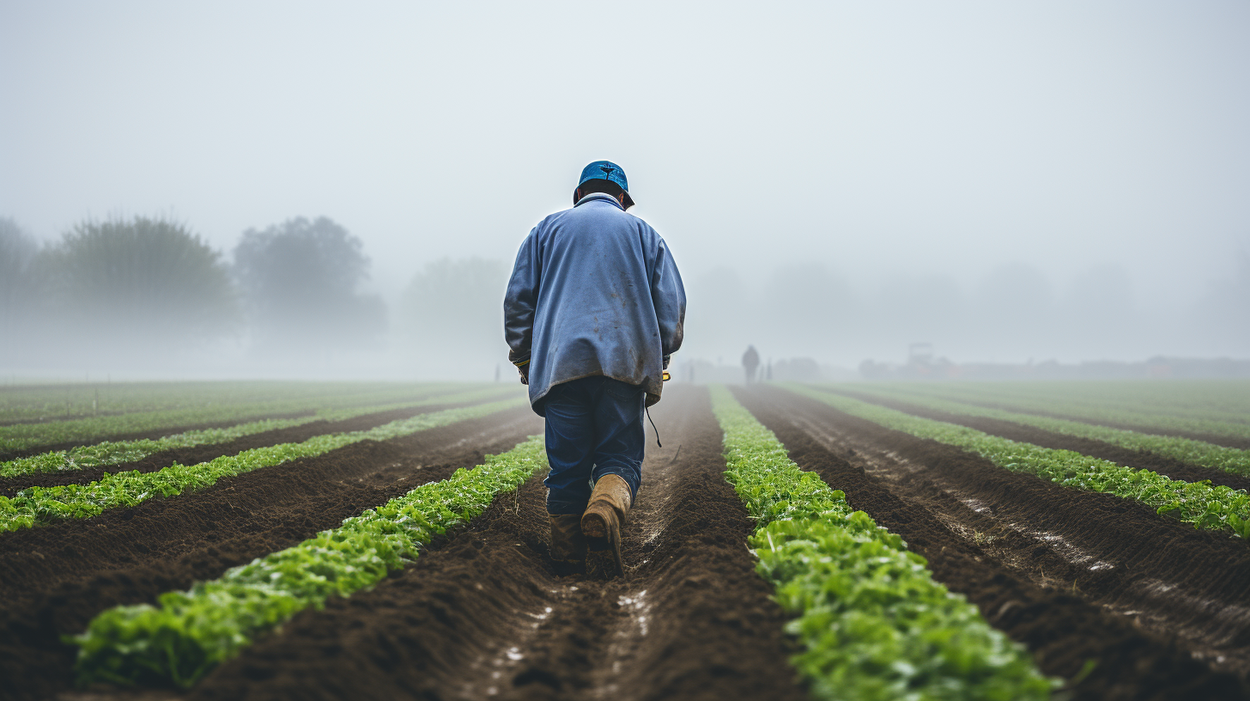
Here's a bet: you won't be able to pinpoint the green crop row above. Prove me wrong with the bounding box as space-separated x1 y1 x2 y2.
0 397 526 532
846 385 1250 477
0 386 516 480
866 380 1250 421
0 381 463 424
0 383 475 454
791 385 1250 539
709 386 1054 700
855 381 1250 443
70 435 547 688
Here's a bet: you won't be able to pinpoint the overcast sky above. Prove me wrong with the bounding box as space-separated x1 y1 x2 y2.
2 1 1248 367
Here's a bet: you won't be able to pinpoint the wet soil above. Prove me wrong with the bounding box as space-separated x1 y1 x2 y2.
0 403 461 497
0 406 545 701
837 389 1250 493
737 385 1250 700
928 396 1250 451
0 411 320 463
188 385 807 701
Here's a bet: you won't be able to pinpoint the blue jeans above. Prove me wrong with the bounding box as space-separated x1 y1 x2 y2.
541 376 645 515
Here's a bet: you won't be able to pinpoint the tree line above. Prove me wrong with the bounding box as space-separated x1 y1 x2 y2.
0 215 508 371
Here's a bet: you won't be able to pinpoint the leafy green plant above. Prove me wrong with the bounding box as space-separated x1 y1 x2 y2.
0 382 483 454
710 386 1054 700
0 385 514 479
848 380 1250 442
0 380 461 424
70 436 547 688
0 397 526 532
844 385 1250 477
790 385 1250 539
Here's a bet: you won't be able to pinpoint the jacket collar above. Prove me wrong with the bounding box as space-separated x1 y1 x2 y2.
574 192 625 211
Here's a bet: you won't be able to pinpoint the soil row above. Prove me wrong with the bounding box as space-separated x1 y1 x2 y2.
737 385 1250 701
0 405 545 701
0 387 481 462
183 385 807 701
0 402 462 497
924 395 1250 451
838 389 1250 492
0 411 324 463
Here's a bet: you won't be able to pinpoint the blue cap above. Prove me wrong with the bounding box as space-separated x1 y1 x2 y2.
575 160 635 208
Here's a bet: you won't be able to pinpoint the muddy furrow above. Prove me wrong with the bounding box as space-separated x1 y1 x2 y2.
186 385 806 701
739 385 1250 699
836 390 1250 492
0 403 471 497
0 407 544 701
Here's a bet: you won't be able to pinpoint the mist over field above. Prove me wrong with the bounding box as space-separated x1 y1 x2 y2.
1 2 1248 381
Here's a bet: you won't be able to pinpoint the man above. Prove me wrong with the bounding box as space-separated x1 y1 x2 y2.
504 160 685 577
742 345 760 384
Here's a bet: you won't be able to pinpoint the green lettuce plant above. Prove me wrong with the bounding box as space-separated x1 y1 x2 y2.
0 382 490 454
790 385 1250 539
710 385 1055 700
70 436 547 687
1 385 514 479
0 397 525 532
844 384 1250 477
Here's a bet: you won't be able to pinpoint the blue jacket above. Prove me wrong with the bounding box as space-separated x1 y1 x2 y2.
504 193 686 414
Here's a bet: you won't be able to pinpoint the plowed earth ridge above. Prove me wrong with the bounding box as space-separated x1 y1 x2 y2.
0 406 545 701
0 403 462 497
0 411 320 462
184 385 806 701
738 385 1250 701
836 389 1250 492
907 394 1250 451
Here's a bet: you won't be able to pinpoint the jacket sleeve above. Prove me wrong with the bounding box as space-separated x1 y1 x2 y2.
504 229 540 365
650 237 686 358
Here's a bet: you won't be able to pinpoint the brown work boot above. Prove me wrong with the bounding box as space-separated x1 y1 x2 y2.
581 474 631 578
549 514 586 575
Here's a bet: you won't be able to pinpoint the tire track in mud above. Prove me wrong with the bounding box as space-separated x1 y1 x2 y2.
739 385 1250 700
0 403 465 497
837 389 1250 492
0 406 544 701
188 385 806 701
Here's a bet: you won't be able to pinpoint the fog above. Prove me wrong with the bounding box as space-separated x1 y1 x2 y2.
1 2 1247 381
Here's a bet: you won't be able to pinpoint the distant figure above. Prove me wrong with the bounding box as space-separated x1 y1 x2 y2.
742 345 760 384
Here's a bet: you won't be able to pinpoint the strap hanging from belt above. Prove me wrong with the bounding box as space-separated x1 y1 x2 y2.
645 405 662 448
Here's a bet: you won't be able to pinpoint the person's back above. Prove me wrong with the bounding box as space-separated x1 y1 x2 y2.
507 193 682 410
504 160 685 578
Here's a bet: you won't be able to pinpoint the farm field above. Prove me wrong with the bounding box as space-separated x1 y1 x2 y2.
1 381 1248 700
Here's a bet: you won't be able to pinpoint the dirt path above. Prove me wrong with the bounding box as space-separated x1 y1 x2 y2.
737 385 1250 700
0 406 544 701
186 385 806 701
837 389 1250 492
